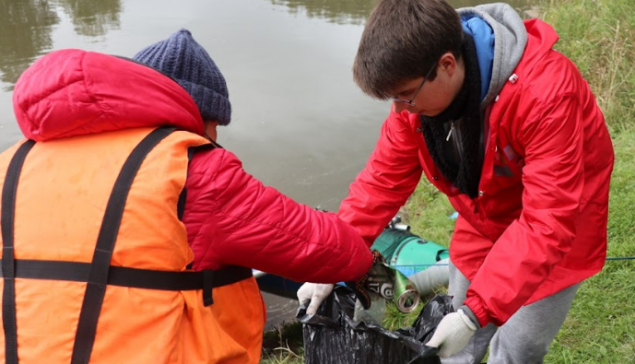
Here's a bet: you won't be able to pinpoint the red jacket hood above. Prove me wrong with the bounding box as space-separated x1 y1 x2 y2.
12 49 205 141
521 19 560 71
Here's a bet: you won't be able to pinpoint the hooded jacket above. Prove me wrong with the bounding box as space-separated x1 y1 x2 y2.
339 3 614 327
7 49 373 363
13 49 372 282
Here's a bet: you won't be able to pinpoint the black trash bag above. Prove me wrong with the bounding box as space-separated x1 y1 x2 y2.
297 285 454 364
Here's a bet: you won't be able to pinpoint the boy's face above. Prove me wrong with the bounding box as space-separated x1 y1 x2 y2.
390 52 465 117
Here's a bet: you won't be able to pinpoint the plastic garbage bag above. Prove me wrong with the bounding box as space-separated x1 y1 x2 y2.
297 285 454 364
353 291 387 325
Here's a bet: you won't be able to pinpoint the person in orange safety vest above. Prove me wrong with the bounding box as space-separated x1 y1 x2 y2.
0 29 374 363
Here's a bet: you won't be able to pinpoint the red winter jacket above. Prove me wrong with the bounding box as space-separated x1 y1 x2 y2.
12 49 373 285
339 19 613 327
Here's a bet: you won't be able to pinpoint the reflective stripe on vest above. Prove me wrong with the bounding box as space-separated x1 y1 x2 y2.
0 127 252 364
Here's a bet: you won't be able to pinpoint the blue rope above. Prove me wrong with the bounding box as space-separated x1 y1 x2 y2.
394 256 635 271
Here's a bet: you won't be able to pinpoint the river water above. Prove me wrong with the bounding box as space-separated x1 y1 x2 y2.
0 0 530 329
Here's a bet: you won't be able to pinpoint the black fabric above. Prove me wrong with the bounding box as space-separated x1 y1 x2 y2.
179 142 217 220
177 188 187 220
1 140 35 364
420 33 483 198
0 259 251 291
203 270 215 306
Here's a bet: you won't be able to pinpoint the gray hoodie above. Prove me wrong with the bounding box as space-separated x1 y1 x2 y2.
458 3 528 107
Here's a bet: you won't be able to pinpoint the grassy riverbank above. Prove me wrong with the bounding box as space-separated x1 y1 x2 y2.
261 0 635 362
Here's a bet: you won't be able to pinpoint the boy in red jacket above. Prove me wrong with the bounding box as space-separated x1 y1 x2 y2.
299 0 614 362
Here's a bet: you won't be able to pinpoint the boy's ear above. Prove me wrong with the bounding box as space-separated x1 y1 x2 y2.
438 52 458 77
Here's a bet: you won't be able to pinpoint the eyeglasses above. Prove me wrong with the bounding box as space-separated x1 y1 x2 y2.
391 62 438 107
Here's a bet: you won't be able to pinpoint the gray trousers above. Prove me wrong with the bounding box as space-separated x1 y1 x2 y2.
441 262 580 364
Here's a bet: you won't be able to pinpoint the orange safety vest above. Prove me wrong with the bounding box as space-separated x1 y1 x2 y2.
0 127 264 364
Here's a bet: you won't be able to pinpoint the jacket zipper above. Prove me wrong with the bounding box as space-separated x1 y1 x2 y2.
447 120 465 165
446 123 455 141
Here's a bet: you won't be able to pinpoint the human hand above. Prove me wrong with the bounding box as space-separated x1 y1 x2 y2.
426 308 478 358
297 283 334 315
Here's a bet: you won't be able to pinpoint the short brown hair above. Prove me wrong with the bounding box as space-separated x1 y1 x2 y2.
353 0 463 99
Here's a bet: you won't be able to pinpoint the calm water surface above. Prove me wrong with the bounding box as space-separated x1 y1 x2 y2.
0 0 530 328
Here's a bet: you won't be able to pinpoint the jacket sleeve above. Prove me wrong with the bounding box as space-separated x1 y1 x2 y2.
338 111 423 246
184 148 373 284
464 94 585 327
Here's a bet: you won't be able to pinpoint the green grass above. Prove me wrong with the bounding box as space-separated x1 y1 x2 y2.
543 129 635 363
383 296 425 331
261 0 635 362
260 348 303 364
538 0 635 135
261 322 304 364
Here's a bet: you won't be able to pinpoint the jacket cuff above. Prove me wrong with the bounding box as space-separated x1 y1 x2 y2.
463 296 490 328
458 305 481 330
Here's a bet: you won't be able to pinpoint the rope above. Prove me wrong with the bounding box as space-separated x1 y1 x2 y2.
395 256 635 270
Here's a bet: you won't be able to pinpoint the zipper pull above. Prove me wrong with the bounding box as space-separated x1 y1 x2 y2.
446 122 455 141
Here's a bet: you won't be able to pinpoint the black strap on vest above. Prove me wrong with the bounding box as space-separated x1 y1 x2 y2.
177 143 218 221
1 140 35 364
70 127 176 364
0 260 251 291
0 128 252 364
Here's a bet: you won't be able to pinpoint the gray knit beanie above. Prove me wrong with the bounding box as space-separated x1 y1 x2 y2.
133 29 231 125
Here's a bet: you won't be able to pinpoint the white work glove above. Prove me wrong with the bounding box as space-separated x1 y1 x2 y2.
426 308 478 358
297 283 334 315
